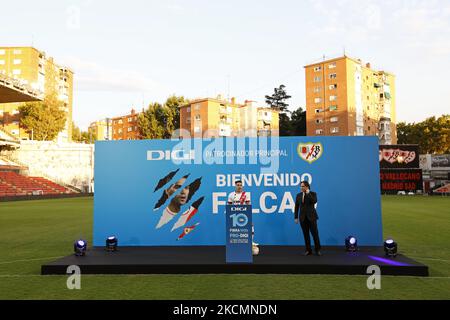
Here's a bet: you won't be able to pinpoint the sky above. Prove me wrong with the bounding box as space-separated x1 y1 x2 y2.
1 0 449 130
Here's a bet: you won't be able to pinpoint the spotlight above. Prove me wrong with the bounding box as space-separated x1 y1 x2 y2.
345 236 358 252
384 239 397 257
105 236 118 252
74 239 87 256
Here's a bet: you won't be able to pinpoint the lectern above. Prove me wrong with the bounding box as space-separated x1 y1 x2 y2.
225 204 253 263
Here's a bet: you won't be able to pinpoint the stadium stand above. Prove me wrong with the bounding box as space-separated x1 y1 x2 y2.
0 171 73 197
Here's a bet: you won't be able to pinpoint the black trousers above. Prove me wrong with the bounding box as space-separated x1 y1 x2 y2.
300 217 321 252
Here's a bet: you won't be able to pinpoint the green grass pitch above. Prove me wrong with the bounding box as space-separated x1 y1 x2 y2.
0 196 449 299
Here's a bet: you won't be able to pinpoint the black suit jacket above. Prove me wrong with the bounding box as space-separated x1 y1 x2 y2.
294 191 318 222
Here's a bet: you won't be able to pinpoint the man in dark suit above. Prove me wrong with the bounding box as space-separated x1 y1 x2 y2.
294 181 322 256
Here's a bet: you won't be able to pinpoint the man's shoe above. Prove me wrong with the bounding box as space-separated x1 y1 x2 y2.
315 251 322 256
303 251 312 256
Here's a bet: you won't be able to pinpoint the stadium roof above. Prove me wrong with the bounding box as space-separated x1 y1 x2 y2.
0 74 42 103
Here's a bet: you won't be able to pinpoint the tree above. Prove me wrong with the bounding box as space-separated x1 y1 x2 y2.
18 94 66 141
164 95 189 131
72 121 82 142
266 85 293 136
265 84 292 112
138 95 189 139
71 122 91 143
397 115 450 154
279 113 292 136
138 102 167 139
289 107 306 136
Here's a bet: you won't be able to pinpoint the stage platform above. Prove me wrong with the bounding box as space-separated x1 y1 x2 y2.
41 246 428 276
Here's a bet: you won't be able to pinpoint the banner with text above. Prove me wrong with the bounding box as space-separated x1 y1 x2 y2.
94 136 382 246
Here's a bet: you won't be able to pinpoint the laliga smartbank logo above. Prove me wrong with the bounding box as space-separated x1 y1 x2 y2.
297 142 323 164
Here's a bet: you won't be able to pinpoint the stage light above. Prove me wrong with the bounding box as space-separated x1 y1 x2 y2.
106 236 118 252
345 236 358 252
74 239 87 256
384 239 397 257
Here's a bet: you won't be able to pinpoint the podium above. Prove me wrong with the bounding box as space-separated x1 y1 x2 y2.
225 204 253 264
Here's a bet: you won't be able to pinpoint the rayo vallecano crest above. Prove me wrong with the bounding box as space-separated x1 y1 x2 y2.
297 142 323 163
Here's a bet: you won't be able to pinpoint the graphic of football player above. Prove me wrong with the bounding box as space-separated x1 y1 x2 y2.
153 174 190 211
153 169 180 192
171 197 204 231
156 185 190 229
176 222 200 241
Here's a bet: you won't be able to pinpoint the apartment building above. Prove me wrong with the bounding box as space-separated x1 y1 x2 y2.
0 47 73 142
304 55 396 144
179 96 279 138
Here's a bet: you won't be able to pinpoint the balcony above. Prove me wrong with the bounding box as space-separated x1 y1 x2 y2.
219 106 232 115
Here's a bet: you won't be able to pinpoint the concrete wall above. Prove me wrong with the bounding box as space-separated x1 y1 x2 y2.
1 140 94 191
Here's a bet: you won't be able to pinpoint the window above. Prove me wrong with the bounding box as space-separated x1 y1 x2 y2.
315 108 323 113
128 117 133 122
329 105 337 111
12 69 21 75
330 127 339 133
11 129 19 135
127 127 132 132
0 49 5 55
330 116 338 122
118 119 123 124
315 119 323 124
313 87 321 93
314 66 322 72
315 129 323 135
313 76 321 82
118 129 123 133
194 126 201 133
329 95 337 101
195 115 201 121
329 73 337 79
13 59 21 65
186 118 191 123
314 97 322 103
328 62 336 69
194 103 200 110
13 49 22 54
0 60 4 65
329 84 337 90
186 107 191 113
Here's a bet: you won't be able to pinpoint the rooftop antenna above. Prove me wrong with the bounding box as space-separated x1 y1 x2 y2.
343 46 346 57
